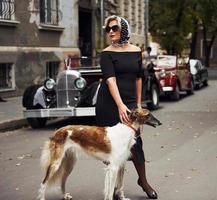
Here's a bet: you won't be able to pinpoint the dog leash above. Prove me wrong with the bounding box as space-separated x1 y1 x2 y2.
124 123 141 138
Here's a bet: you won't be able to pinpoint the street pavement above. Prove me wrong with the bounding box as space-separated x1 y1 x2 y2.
0 80 217 200
0 96 27 132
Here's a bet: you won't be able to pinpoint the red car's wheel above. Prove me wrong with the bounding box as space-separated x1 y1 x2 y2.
171 83 180 101
187 80 194 95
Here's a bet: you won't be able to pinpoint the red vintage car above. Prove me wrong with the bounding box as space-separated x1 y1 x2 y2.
154 55 194 100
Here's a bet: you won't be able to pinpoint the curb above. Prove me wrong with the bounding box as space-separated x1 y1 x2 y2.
0 119 28 132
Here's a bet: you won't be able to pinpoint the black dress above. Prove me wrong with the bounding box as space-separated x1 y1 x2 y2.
96 51 145 163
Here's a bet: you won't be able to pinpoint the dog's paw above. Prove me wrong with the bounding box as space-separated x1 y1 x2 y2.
114 198 131 200
103 160 110 165
64 193 73 200
113 194 130 200
117 197 130 200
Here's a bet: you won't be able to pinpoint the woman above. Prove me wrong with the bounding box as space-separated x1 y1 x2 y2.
95 15 158 199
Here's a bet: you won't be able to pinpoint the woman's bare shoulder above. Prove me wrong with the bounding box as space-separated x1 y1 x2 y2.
102 44 141 52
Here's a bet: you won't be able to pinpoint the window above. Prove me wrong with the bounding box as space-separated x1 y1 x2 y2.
0 63 15 90
40 0 59 25
0 0 15 20
46 61 59 80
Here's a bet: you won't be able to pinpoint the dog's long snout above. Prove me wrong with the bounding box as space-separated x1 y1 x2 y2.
144 113 162 128
129 108 162 128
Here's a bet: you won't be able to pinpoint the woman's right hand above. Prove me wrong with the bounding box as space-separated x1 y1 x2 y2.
118 103 131 123
105 77 131 123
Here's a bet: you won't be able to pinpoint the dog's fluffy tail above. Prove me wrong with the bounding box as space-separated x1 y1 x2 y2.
40 139 71 185
38 133 77 200
40 127 70 185
40 141 51 173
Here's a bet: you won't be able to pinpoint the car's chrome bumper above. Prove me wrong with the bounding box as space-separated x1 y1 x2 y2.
23 107 95 118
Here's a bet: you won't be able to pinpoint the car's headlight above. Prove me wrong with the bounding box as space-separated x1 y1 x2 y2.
159 69 166 77
44 78 55 91
74 77 86 90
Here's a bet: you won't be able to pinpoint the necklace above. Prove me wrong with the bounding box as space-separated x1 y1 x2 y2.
111 40 129 48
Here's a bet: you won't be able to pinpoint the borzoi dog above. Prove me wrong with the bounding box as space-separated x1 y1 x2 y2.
38 108 161 200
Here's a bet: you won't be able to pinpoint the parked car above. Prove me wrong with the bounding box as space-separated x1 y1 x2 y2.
22 57 161 128
189 59 208 89
154 55 194 100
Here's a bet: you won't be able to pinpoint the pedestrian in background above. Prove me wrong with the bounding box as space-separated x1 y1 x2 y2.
96 15 158 199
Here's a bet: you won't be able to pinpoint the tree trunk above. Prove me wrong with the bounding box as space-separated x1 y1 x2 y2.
189 19 198 59
190 31 198 59
203 26 216 67
204 47 210 67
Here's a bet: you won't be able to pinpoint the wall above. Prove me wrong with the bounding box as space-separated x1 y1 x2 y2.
0 0 80 97
104 0 146 48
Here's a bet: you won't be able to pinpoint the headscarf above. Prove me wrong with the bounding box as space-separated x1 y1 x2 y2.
112 16 131 46
119 17 131 44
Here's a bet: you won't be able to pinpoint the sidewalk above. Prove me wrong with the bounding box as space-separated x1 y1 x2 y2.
0 96 27 132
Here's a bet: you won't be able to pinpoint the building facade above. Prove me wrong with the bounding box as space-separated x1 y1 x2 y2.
103 0 147 47
0 0 148 98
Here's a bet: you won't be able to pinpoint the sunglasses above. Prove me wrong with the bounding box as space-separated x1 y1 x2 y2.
105 25 120 33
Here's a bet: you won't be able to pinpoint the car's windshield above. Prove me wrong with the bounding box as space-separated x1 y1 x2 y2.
157 56 176 68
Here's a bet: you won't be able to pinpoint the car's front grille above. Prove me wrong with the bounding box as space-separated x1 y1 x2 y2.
56 71 81 108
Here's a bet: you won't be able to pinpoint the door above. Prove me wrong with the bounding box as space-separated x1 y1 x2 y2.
79 8 92 66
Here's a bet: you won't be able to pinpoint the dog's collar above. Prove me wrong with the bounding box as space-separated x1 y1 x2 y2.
124 123 140 137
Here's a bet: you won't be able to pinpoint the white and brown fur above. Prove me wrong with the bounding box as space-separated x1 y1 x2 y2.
38 108 161 200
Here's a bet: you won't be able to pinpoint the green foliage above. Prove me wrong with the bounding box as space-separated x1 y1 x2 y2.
196 0 217 33
149 0 217 59
195 0 217 66
150 0 193 55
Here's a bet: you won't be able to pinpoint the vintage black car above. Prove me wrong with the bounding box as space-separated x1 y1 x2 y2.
189 59 208 89
22 58 161 128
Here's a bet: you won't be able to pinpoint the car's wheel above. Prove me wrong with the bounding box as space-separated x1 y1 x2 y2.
23 85 47 128
203 80 208 86
187 80 194 95
22 85 41 109
146 84 159 110
27 118 47 129
194 83 200 90
171 83 180 100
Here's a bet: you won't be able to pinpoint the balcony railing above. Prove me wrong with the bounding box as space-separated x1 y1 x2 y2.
0 0 15 20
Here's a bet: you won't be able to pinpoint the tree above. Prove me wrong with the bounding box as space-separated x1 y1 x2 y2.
149 0 217 67
188 0 199 59
149 0 193 55
196 0 217 67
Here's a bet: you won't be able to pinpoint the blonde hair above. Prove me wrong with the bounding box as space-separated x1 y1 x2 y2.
104 15 131 44
104 15 121 28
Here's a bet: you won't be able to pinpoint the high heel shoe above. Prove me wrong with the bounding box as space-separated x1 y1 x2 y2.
137 179 158 199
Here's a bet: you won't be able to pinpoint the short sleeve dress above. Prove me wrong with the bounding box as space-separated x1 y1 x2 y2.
96 51 145 163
